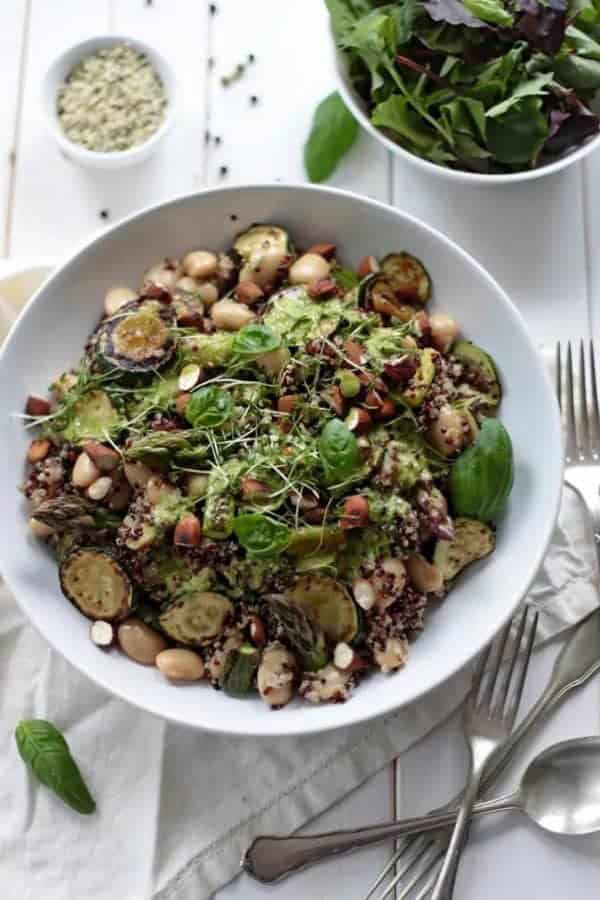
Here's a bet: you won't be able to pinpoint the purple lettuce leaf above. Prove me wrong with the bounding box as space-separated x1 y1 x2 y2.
423 0 487 29
545 104 600 155
516 0 567 55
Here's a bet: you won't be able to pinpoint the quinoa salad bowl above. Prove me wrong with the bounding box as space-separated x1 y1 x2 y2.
0 185 561 737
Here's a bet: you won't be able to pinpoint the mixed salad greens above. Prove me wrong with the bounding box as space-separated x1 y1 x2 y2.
22 225 513 708
325 0 600 173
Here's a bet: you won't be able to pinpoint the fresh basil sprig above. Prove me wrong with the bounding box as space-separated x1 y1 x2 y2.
319 418 361 482
15 719 96 815
233 513 291 558
304 91 359 183
232 324 281 358
185 386 233 428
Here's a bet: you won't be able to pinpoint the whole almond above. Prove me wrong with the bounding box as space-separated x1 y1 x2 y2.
340 495 369 530
27 439 51 464
307 278 337 299
306 242 336 259
175 392 190 416
234 281 264 305
357 255 379 278
241 477 270 499
277 394 300 414
174 513 202 547
372 398 397 421
342 340 367 365
83 441 120 472
25 395 51 416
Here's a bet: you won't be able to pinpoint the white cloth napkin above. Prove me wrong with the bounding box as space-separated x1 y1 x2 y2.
1 267 598 900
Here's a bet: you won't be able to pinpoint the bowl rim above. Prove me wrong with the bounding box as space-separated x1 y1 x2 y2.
329 27 600 185
0 183 563 736
41 33 176 164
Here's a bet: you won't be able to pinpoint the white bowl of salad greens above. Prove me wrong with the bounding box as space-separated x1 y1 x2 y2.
328 0 600 182
0 184 561 736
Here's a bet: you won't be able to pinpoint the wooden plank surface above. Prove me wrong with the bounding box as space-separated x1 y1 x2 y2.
0 0 28 256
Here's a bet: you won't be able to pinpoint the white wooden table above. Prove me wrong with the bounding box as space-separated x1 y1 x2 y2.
2 2 600 898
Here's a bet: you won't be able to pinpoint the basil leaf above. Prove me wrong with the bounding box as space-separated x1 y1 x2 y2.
486 96 550 163
463 0 514 25
319 418 361 482
233 513 291 558
15 720 96 815
304 92 359 183
232 324 281 358
486 73 554 118
185 386 233 428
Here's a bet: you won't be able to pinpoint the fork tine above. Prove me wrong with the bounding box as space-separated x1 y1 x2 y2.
564 341 578 460
589 341 600 458
503 609 538 727
488 608 528 718
578 340 590 457
477 621 511 711
470 638 495 705
374 842 442 900
412 861 443 900
364 838 418 899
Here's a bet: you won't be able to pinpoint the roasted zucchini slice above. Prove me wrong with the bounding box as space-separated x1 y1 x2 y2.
159 591 233 646
288 575 359 643
97 299 176 373
433 518 495 583
401 348 436 407
452 340 501 406
359 275 416 322
60 548 132 621
223 644 260 697
233 224 292 261
381 253 431 303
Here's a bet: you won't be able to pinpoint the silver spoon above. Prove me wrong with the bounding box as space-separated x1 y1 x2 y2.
245 736 600 883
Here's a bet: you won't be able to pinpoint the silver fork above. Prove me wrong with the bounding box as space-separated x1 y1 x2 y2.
557 341 600 553
428 608 535 900
364 338 600 900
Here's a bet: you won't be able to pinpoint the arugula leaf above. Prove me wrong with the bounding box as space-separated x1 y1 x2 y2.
423 0 487 28
463 0 514 26
16 720 96 815
486 72 554 118
343 9 399 91
304 92 359 183
486 96 550 163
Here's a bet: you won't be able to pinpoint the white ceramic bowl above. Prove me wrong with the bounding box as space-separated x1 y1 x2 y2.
42 35 176 170
329 29 600 186
0 184 562 737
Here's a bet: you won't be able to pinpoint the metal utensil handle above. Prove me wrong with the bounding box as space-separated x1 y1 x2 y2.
243 792 518 884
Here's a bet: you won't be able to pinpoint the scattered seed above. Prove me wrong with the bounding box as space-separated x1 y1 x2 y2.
250 95 259 105
209 3 217 14
208 57 215 70
219 165 229 177
248 53 256 63
214 135 221 145
221 63 245 87
100 209 109 220
230 213 238 221
205 129 211 144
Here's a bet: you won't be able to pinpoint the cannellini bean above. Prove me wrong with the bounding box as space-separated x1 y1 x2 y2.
374 637 409 673
87 476 113 501
156 648 205 681
289 253 331 285
71 451 101 488
144 263 178 290
210 299 256 331
182 250 218 279
429 313 459 353
353 578 376 611
195 281 219 306
405 554 443 593
428 405 466 457
118 619 168 665
255 347 290 376
176 276 200 292
29 517 55 539
145 476 179 506
104 286 137 317
372 558 407 609
240 245 288 288
257 645 296 707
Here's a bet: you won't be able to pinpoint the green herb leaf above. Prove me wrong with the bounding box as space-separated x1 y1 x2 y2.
554 53 600 90
185 386 233 428
319 418 361 482
233 513 291 558
486 96 550 164
332 266 360 291
304 92 359 183
232 323 281 358
15 720 96 815
486 73 555 118
372 95 438 151
463 0 513 26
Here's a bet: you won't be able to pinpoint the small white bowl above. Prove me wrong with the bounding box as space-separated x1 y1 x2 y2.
329 28 600 186
42 35 176 170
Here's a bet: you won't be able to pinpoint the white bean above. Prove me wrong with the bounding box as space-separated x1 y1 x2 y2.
240 246 288 288
144 263 177 290
156 648 205 681
123 461 154 491
257 645 296 707
87 476 113 501
210 299 256 331
405 554 443 593
289 253 331 285
428 405 466 456
71 451 100 488
104 286 137 317
183 250 218 279
429 313 459 353
29 517 55 538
